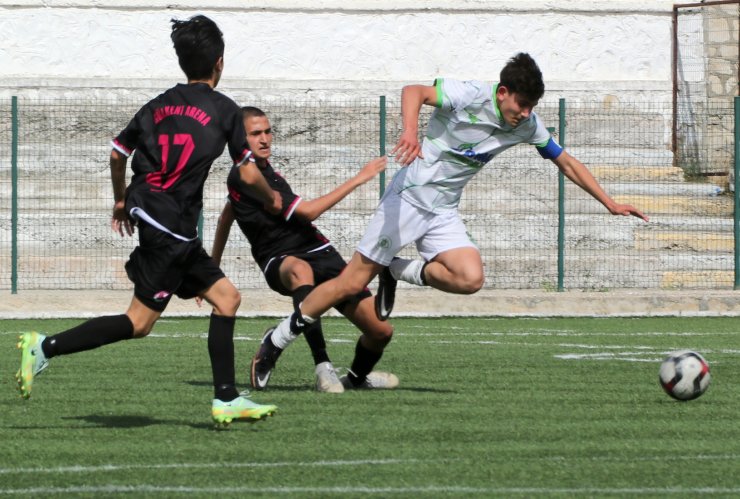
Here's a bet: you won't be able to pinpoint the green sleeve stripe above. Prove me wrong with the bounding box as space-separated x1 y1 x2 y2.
434 78 444 108
535 140 549 148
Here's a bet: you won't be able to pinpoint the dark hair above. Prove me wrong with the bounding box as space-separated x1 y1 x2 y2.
499 53 545 102
170 15 224 80
241 106 267 120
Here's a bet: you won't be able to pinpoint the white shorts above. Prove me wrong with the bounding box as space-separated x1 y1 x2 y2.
356 189 478 266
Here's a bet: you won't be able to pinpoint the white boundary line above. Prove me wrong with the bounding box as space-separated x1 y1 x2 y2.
3 454 738 477
0 458 420 475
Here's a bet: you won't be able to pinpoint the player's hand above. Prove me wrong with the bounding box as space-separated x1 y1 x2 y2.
356 156 388 183
610 203 649 222
391 129 423 166
264 193 282 216
111 201 134 236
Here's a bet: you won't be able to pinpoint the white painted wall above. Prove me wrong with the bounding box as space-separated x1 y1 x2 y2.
0 0 676 99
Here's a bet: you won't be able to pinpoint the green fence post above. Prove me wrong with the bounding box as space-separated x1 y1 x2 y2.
198 211 204 241
557 98 566 292
379 95 386 198
734 96 740 289
11 96 19 294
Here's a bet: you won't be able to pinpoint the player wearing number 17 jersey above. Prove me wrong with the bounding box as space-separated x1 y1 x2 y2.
15 15 280 429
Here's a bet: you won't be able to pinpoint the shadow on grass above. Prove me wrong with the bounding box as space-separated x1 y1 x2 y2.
185 380 310 391
185 379 453 393
61 414 164 428
10 414 272 432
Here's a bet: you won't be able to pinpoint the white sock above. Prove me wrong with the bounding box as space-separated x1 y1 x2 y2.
271 316 298 350
271 307 318 350
389 258 426 286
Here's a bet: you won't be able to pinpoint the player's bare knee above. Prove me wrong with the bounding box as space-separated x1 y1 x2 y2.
131 320 154 338
215 289 241 316
366 322 393 344
379 324 394 344
459 274 484 294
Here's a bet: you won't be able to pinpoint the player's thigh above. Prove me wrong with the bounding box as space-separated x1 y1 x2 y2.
334 252 385 295
433 247 484 285
342 296 394 344
278 256 316 290
200 277 241 316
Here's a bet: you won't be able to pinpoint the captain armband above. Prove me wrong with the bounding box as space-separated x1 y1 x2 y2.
535 137 564 160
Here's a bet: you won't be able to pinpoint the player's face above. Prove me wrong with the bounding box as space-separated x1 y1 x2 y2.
244 116 273 161
497 86 537 128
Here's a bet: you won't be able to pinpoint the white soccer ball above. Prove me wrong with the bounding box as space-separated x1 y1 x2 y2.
659 350 711 401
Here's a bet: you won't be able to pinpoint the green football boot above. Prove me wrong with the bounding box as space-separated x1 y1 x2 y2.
211 394 277 430
16 332 49 399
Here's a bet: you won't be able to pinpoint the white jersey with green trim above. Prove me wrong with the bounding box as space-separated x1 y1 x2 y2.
393 78 553 214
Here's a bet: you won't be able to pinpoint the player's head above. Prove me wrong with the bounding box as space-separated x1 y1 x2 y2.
242 107 272 162
496 52 545 127
170 15 225 85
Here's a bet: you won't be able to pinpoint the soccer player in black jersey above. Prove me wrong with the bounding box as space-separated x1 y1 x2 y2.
15 15 280 429
210 107 398 392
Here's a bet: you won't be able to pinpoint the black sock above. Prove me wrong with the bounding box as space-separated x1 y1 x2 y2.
348 339 383 386
41 314 134 358
207 314 239 402
293 285 330 365
305 321 330 365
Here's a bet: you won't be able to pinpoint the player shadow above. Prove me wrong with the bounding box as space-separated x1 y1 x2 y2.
394 386 453 393
61 414 168 428
10 414 270 432
185 380 310 391
185 379 452 393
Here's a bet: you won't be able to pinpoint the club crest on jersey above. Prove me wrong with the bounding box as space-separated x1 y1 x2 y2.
377 235 392 250
153 291 171 302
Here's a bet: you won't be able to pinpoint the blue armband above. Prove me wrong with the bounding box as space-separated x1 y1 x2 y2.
536 137 563 160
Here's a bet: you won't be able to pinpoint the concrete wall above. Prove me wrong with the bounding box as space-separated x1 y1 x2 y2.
1 0 676 102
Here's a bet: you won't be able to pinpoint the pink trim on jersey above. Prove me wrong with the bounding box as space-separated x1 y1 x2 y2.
234 149 252 166
111 139 132 157
284 197 302 221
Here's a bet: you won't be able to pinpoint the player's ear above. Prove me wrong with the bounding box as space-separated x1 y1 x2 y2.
215 56 224 73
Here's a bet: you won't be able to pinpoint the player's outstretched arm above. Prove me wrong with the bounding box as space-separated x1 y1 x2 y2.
109 149 134 236
391 84 438 166
211 202 235 267
552 151 649 222
239 161 282 215
295 156 387 222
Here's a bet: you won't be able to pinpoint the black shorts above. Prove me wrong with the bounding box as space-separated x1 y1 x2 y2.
126 222 225 312
263 246 371 312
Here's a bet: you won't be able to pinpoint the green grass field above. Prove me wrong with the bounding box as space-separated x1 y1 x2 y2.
2 316 740 497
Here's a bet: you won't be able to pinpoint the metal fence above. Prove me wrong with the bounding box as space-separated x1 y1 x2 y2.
1 94 738 292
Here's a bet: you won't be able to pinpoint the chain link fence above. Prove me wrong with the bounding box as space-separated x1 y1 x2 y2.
1 94 737 292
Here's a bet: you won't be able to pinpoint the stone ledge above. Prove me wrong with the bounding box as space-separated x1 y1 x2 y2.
2 288 740 319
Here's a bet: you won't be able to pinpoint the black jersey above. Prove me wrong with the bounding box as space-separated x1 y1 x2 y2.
112 83 251 240
227 161 330 270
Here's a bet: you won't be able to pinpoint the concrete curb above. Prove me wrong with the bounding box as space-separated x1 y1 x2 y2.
2 289 740 319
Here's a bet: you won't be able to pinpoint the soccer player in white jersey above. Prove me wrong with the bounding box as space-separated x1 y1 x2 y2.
262 53 648 389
